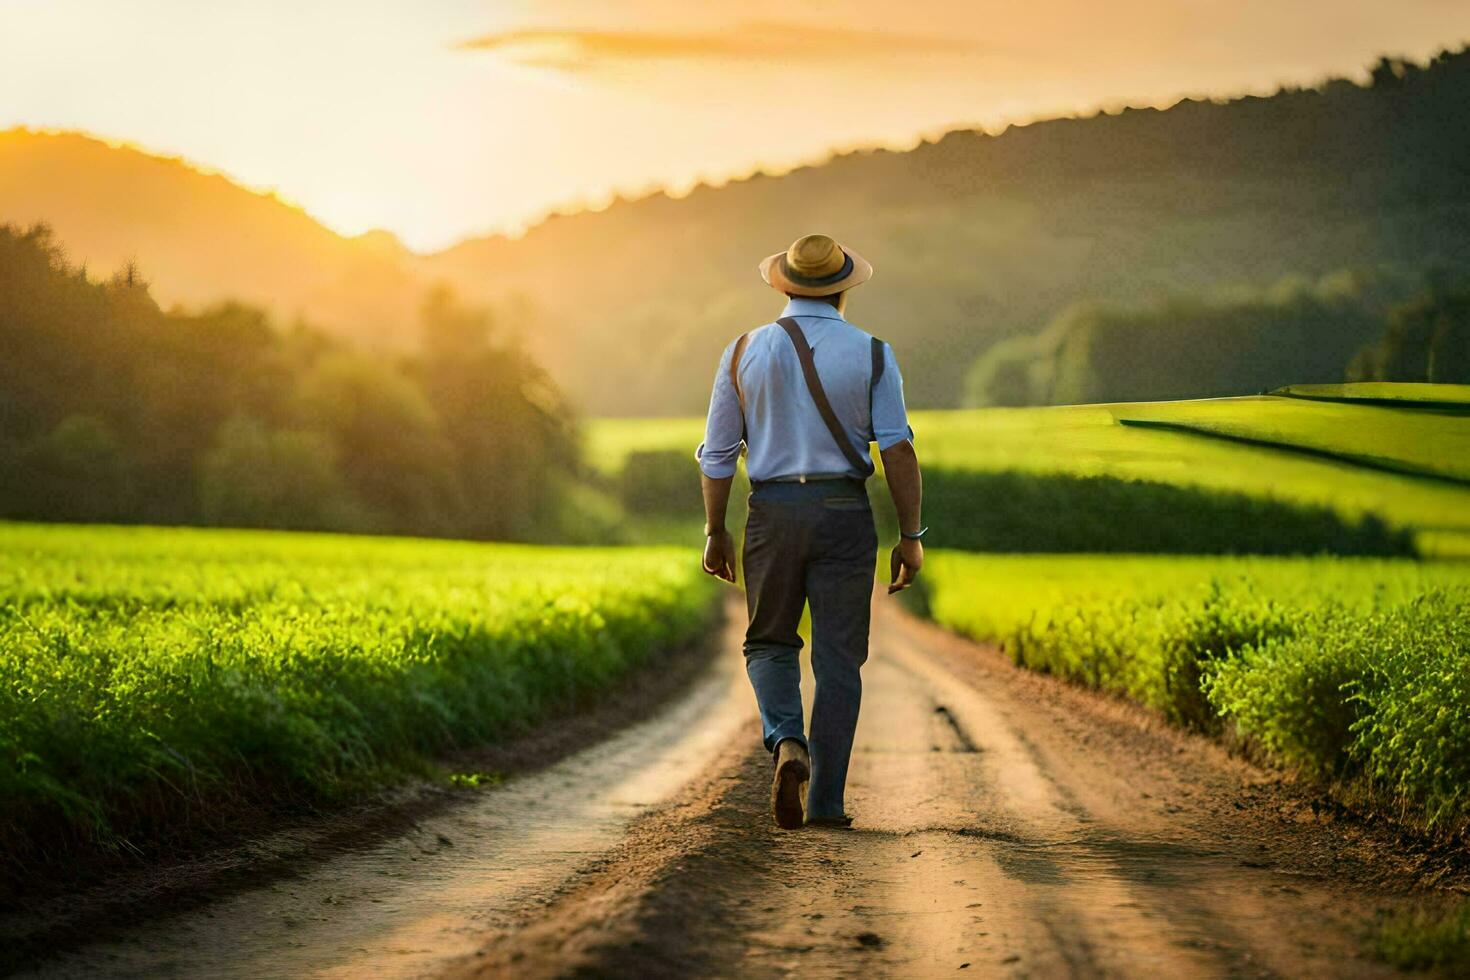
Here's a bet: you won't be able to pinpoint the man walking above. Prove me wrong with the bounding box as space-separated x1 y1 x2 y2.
697 234 926 830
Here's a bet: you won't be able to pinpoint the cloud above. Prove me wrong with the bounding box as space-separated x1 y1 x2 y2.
454 20 984 72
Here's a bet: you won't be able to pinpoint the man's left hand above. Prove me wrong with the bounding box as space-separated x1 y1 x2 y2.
887 538 923 594
702 529 737 583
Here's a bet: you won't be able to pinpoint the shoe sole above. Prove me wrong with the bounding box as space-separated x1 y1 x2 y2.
772 757 809 830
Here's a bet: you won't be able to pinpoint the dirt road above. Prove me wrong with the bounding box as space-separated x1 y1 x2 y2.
23 597 1442 978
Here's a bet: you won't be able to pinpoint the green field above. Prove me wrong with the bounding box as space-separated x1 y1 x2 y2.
1274 382 1470 407
0 523 718 869
589 390 1470 554
1117 396 1470 483
920 552 1470 830
586 416 705 475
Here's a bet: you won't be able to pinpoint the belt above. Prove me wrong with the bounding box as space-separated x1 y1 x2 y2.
750 473 865 489
749 475 868 500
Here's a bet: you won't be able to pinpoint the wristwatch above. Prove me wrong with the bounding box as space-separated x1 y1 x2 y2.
901 526 929 541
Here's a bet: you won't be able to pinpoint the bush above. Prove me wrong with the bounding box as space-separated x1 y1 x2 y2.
618 449 704 516
616 449 751 519
1208 592 1470 827
6 415 132 522
999 584 1295 729
923 468 1414 556
1376 901 1470 971
198 415 361 530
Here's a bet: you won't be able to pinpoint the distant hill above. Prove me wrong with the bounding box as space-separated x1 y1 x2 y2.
429 48 1470 413
0 129 423 345
5 48 1469 414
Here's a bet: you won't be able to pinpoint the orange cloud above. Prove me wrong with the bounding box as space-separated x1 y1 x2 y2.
455 20 986 71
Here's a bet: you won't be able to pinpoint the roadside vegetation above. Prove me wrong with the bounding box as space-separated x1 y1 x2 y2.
0 522 719 883
918 553 1470 835
1377 901 1470 971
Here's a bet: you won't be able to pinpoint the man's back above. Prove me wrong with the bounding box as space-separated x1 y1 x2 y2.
697 296 911 484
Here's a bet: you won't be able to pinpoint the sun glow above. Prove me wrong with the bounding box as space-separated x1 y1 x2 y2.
1 1 1467 249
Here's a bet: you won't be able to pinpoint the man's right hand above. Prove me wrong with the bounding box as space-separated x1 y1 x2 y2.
702 529 737 584
888 538 923 594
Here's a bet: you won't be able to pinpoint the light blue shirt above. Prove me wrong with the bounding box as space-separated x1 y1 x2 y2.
697 297 913 482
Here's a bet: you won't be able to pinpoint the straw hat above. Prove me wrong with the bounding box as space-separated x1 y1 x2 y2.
759 234 873 297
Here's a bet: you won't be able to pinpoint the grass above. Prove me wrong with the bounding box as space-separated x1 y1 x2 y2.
1116 395 1470 483
0 522 719 874
1274 382 1470 408
589 393 1470 555
585 417 704 475
908 404 1470 546
919 552 1470 832
1376 901 1470 971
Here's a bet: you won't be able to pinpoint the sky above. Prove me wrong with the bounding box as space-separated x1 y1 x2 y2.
2 0 1468 251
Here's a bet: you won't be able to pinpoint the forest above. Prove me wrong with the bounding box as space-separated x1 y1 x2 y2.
964 268 1470 406
0 224 582 539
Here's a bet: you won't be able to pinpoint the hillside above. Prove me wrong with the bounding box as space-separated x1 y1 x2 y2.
0 130 422 345
5 48 1469 414
431 49 1470 413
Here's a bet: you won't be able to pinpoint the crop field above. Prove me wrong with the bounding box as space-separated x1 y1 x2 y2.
920 552 1470 830
589 390 1470 554
1116 395 1470 483
0 522 719 869
585 416 705 475
1274 382 1470 407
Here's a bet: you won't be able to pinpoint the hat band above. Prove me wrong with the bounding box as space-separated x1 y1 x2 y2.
780 252 853 288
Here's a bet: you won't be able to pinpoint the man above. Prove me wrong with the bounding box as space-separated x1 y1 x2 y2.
696 233 926 830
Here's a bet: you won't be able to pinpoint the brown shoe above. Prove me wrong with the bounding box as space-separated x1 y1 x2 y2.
805 814 855 829
771 739 810 830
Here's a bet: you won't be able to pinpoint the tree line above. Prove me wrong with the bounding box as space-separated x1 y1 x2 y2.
965 267 1470 407
0 224 582 539
418 48 1470 414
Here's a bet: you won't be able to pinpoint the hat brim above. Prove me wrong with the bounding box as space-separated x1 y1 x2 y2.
759 245 873 297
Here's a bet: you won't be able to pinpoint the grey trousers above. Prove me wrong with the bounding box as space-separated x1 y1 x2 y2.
742 478 877 820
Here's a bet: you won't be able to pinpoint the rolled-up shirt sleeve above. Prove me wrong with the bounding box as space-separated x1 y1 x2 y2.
695 339 744 479
871 342 914 451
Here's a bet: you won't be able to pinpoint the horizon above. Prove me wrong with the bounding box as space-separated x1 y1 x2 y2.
4 44 1460 260
3 1 1469 251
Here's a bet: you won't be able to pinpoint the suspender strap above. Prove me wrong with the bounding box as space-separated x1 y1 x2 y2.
730 331 752 442
870 336 885 420
776 316 875 477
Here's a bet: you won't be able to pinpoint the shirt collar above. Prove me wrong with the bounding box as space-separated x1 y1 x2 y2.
780 296 847 322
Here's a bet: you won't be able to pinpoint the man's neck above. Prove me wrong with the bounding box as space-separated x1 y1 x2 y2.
781 296 846 321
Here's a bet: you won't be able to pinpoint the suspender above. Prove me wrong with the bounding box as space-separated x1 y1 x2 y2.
730 331 752 442
730 319 887 478
869 332 886 420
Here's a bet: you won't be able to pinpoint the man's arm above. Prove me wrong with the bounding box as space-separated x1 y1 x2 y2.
696 338 744 584
700 473 736 583
871 340 922 594
880 438 923 594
